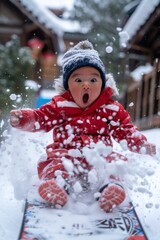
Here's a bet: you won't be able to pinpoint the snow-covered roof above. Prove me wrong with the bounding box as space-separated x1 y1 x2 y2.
37 0 74 10
121 0 160 45
130 64 153 81
11 0 80 36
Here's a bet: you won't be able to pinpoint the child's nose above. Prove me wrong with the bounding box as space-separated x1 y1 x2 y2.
83 81 90 90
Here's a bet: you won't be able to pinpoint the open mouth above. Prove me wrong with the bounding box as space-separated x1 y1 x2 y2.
83 93 89 104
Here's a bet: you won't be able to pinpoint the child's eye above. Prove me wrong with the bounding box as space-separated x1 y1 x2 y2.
75 78 82 82
90 78 97 82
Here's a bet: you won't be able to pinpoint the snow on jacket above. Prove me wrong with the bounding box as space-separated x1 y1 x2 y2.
14 85 147 156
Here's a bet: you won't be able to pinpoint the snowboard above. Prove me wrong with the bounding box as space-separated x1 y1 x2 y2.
18 184 148 240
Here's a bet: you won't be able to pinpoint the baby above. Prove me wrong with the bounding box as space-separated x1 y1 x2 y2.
10 40 156 212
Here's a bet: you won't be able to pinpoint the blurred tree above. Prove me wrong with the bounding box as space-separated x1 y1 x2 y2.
69 0 133 82
0 35 35 144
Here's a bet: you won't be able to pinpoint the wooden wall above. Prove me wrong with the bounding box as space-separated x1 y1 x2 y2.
122 59 160 130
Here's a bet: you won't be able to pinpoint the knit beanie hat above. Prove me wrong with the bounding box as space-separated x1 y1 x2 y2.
61 40 106 90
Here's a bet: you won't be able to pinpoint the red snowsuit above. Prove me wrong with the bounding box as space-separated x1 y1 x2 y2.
15 86 148 181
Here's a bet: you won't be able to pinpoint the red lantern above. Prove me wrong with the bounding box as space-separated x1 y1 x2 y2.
27 38 44 59
42 52 55 67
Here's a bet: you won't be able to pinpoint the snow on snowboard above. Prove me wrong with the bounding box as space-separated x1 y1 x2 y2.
18 184 148 240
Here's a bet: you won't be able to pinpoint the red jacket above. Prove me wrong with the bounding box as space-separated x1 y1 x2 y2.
15 86 147 155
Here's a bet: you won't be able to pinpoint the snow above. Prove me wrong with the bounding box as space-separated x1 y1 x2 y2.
0 127 160 240
38 0 74 10
130 64 153 81
25 80 40 91
105 46 113 54
119 30 130 48
9 94 17 101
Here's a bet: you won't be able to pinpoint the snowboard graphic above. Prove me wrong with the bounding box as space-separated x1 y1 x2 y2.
18 185 148 240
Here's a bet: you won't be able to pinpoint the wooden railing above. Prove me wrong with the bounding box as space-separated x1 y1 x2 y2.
120 60 160 130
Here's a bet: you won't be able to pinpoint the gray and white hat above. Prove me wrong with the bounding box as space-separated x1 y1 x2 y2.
61 40 106 90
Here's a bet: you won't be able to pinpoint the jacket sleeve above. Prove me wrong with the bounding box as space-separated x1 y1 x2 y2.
108 101 148 153
14 99 64 132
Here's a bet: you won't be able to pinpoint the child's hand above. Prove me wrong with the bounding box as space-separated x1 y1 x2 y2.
10 110 23 126
140 143 156 156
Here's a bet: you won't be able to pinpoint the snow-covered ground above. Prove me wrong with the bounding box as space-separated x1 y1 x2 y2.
0 127 159 240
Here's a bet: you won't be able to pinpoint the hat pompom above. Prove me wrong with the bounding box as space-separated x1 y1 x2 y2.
74 40 93 50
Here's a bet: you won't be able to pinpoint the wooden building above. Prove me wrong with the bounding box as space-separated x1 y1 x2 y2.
0 0 83 88
119 0 160 130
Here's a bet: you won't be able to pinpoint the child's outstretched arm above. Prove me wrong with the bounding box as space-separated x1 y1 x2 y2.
10 100 63 132
10 109 38 132
109 102 156 156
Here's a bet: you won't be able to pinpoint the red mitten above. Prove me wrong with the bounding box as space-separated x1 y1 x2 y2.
10 110 23 127
140 143 156 156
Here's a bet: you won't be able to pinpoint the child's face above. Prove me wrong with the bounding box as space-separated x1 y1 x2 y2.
68 66 103 109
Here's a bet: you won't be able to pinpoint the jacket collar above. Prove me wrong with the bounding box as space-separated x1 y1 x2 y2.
61 87 113 115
